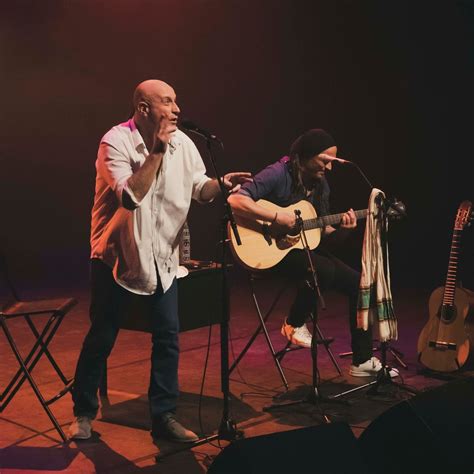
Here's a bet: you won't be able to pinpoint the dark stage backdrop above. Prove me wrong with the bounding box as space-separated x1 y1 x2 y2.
1 1 473 290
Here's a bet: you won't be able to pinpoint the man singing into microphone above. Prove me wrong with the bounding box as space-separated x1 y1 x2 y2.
228 128 390 377
68 79 250 442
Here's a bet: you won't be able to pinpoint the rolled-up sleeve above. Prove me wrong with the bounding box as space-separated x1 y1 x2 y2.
96 142 141 209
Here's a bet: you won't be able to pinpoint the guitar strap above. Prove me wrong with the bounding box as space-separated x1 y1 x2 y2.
357 188 398 341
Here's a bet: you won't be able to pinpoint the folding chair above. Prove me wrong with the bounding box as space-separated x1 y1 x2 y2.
0 255 77 442
230 272 342 390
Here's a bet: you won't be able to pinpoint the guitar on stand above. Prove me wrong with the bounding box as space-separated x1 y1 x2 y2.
417 201 474 372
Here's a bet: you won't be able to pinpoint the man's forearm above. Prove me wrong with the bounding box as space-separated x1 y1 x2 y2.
227 194 276 222
127 152 164 202
200 178 221 202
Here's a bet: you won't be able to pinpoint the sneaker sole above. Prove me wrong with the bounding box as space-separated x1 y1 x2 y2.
349 369 399 378
68 432 92 440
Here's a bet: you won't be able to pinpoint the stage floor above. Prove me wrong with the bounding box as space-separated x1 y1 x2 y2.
1 270 473 473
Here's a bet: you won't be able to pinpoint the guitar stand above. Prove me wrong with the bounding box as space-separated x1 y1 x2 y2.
263 210 348 419
339 340 408 369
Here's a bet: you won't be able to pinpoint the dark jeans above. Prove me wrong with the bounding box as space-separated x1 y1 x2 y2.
274 248 373 365
72 259 179 419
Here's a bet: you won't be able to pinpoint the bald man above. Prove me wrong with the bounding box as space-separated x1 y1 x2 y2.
68 80 250 443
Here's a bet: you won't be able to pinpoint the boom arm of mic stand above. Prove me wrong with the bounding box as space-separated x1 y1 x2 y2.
347 161 375 190
348 161 407 220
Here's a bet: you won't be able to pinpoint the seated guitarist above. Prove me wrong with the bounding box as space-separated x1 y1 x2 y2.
228 128 385 377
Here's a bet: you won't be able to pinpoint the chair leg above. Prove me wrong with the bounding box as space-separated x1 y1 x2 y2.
25 314 70 384
1 314 59 408
0 320 67 442
315 323 342 375
229 277 289 389
23 315 74 404
251 290 289 389
275 341 303 361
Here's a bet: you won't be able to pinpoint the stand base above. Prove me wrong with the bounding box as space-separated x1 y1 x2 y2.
155 421 243 462
367 366 418 396
330 366 419 400
218 418 244 441
263 385 350 421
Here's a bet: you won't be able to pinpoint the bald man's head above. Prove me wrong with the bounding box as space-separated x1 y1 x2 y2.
133 79 174 109
132 79 180 141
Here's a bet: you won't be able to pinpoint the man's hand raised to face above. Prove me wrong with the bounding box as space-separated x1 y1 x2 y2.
151 115 177 154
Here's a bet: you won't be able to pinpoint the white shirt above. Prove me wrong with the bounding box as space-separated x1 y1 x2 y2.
90 119 211 295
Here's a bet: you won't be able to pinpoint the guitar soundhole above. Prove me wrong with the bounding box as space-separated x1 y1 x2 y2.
439 304 456 324
287 226 300 237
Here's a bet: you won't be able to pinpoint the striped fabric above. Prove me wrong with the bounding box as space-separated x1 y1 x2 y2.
357 188 398 342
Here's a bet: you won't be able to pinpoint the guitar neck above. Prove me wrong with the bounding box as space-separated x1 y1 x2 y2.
443 229 462 306
303 209 368 230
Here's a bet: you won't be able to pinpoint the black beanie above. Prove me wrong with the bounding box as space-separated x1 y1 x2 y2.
290 129 336 161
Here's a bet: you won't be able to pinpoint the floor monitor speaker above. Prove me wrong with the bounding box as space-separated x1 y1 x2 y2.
358 376 474 474
208 421 367 474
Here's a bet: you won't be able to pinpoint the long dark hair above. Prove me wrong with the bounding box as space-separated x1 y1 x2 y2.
288 128 336 196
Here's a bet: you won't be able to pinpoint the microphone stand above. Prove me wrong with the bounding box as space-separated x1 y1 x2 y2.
331 193 418 400
156 130 242 462
202 136 243 440
263 210 348 419
335 160 409 371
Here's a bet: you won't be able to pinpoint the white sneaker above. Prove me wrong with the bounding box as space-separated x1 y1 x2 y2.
68 416 92 440
281 320 312 348
349 356 399 378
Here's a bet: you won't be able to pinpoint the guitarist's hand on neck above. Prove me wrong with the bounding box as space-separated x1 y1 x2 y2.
324 209 357 240
341 209 357 229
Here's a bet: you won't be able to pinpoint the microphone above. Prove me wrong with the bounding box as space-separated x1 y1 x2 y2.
319 153 351 164
320 153 374 189
180 119 220 142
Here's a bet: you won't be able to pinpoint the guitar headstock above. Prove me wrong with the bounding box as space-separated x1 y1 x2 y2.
454 201 473 231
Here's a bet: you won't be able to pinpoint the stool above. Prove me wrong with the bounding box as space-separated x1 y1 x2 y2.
229 272 341 390
0 256 77 442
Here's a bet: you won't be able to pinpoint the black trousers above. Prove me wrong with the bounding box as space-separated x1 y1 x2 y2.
273 248 373 365
72 259 179 419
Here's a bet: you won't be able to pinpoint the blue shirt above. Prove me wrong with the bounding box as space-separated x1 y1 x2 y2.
238 156 330 217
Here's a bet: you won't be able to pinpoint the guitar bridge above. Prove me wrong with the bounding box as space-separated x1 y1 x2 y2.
428 340 457 351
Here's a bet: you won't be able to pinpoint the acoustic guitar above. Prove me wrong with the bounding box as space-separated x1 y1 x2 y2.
417 201 474 372
228 199 373 271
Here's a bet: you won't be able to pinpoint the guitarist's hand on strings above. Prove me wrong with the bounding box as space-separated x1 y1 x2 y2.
340 209 357 229
272 211 296 234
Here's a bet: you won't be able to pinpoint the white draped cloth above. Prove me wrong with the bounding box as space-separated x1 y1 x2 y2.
357 188 398 342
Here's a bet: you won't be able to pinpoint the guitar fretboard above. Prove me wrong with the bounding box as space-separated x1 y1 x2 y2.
303 209 369 230
443 229 461 306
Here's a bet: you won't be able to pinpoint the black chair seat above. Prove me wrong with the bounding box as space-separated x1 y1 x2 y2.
2 297 77 318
